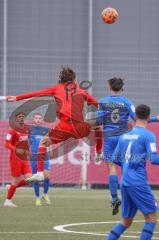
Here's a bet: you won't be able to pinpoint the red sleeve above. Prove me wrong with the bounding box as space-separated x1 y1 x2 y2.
5 130 15 151
84 91 98 107
16 86 55 101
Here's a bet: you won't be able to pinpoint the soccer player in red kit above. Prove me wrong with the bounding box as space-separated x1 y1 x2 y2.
4 112 32 207
7 67 102 182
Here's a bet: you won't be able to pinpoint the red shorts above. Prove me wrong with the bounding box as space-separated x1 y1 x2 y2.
10 155 31 177
49 119 91 144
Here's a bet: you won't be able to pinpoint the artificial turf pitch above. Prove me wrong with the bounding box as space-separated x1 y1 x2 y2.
0 188 159 240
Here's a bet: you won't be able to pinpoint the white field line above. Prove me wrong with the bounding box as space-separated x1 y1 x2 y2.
54 220 159 239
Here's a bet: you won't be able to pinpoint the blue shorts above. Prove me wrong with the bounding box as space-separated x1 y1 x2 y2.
103 136 120 162
30 158 51 174
121 185 156 218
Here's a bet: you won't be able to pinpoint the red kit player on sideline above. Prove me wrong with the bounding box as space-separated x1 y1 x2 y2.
4 112 32 207
6 67 102 182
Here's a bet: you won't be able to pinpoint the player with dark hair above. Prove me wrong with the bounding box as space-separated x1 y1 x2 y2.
58 67 76 83
107 104 159 240
29 113 51 206
96 77 158 215
108 78 124 91
6 66 102 182
4 112 32 207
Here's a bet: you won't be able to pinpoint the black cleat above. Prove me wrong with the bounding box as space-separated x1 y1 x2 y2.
111 199 121 216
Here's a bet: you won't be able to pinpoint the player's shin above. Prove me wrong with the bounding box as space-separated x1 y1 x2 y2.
42 178 51 204
34 181 40 198
140 222 156 240
25 146 46 182
16 179 27 187
95 128 103 154
37 146 46 172
43 178 50 194
109 175 118 202
6 185 16 200
107 223 126 240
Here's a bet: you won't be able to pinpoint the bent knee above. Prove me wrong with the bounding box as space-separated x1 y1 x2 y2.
121 218 133 228
145 212 157 223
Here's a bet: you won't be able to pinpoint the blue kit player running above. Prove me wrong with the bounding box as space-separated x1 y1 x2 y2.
29 113 51 206
96 78 158 215
96 78 135 215
107 104 159 240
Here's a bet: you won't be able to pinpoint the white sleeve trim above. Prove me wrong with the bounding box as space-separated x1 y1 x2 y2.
6 133 12 140
150 143 157 152
131 105 135 113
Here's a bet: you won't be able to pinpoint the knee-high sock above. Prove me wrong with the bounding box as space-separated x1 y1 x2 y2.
140 222 156 240
95 128 103 153
43 178 50 194
37 146 46 172
109 175 118 202
7 185 16 200
107 223 126 240
16 179 27 188
7 179 27 200
33 181 40 198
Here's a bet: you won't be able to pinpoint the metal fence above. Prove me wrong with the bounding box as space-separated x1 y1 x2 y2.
0 0 159 118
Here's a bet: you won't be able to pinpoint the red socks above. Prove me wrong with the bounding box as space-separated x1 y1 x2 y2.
16 179 27 188
7 185 16 200
37 146 46 172
95 127 103 153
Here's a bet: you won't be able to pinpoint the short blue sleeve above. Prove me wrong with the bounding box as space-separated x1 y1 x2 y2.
149 116 158 123
124 98 135 120
145 132 159 165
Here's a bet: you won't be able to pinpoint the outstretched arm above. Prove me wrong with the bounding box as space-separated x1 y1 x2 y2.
84 91 98 126
84 91 98 107
6 86 55 102
126 99 159 123
146 133 159 165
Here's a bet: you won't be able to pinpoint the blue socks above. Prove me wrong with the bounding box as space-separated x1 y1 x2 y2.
43 178 50 194
33 179 50 197
140 222 156 240
109 175 118 202
33 181 40 198
107 222 156 240
107 223 126 240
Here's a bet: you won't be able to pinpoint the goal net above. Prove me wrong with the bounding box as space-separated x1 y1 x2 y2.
0 97 105 188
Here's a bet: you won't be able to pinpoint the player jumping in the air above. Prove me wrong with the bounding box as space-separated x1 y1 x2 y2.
107 104 159 240
4 112 32 207
6 66 102 182
29 113 51 206
96 78 158 215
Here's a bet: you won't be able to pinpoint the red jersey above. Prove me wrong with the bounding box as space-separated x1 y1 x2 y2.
16 82 98 122
5 126 30 161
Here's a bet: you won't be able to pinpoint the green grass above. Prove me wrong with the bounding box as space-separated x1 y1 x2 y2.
0 188 159 240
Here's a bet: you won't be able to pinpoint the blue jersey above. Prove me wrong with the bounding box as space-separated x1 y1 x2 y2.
29 126 49 154
97 95 135 137
112 126 159 186
97 95 157 138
